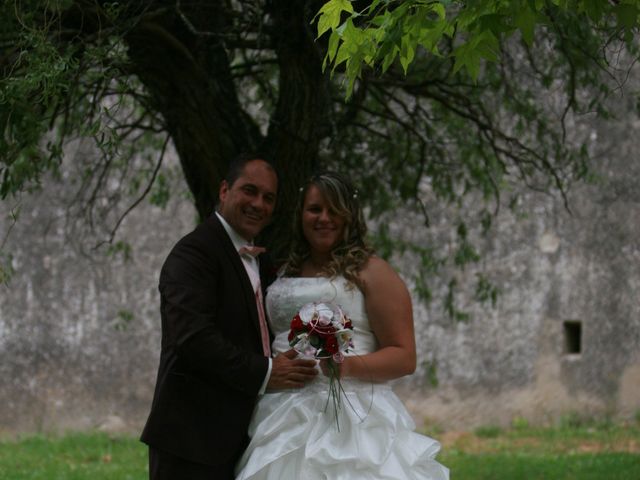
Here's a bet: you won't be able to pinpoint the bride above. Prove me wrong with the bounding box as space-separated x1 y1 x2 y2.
235 172 449 480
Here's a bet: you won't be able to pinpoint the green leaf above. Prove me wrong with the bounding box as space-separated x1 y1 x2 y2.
453 42 482 79
315 0 354 38
333 43 351 69
381 46 399 73
474 273 500 307
423 360 439 387
344 51 364 98
515 6 537 45
400 36 415 74
475 30 500 63
330 19 361 72
114 310 135 331
106 241 132 261
366 0 383 15
418 18 450 53
583 0 605 22
615 4 639 30
326 30 341 63
0 250 15 285
432 3 446 20
478 13 512 35
341 16 362 45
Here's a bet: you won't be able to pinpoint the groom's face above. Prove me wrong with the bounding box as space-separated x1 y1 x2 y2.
218 159 278 241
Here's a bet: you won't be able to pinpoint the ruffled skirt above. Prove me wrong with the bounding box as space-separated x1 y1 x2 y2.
235 381 449 480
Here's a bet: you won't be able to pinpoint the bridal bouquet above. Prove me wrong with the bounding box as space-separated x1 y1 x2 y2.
288 302 354 428
288 302 354 360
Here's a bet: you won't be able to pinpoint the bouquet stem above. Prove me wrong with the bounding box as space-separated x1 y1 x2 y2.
325 359 343 431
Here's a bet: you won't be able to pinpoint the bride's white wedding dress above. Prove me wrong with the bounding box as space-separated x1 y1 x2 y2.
235 276 449 480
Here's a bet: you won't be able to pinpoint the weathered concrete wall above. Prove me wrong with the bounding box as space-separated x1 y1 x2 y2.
0 144 196 435
0 117 638 435
400 114 640 429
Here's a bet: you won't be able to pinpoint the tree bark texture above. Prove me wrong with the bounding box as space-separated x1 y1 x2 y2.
122 1 330 258
124 5 264 219
260 0 330 259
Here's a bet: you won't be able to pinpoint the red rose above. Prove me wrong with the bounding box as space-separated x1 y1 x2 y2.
313 324 336 339
325 335 339 354
290 315 304 331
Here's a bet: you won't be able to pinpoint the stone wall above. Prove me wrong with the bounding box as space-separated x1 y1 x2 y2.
0 143 196 435
1 117 639 435
400 114 640 429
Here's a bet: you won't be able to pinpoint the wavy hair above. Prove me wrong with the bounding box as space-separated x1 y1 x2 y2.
284 172 374 289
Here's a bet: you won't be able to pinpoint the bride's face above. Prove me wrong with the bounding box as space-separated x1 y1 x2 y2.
302 185 346 256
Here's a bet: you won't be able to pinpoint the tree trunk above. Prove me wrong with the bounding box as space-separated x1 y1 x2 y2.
122 1 330 259
124 7 263 220
260 0 330 260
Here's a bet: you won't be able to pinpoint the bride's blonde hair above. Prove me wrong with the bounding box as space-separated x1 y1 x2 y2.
283 172 374 289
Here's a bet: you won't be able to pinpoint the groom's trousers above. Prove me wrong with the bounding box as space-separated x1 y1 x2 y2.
149 446 236 480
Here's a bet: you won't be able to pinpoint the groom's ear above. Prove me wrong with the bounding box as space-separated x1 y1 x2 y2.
219 180 229 202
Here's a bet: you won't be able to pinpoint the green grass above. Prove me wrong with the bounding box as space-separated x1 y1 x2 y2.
441 452 640 480
438 422 640 480
0 432 146 480
0 423 638 479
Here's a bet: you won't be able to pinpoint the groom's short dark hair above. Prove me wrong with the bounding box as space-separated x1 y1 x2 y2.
225 152 278 187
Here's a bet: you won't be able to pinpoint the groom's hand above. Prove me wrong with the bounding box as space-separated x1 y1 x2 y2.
266 349 317 391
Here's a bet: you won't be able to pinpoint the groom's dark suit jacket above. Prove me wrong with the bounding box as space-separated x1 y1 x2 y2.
141 214 272 466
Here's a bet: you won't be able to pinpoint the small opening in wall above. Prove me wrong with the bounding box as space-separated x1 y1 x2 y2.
563 321 582 354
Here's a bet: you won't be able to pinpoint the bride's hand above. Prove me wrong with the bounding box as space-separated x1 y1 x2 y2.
319 358 350 379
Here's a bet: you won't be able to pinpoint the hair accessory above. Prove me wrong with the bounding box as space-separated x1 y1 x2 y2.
353 189 359 199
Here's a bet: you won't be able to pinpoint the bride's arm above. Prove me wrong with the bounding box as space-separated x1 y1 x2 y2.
328 256 417 382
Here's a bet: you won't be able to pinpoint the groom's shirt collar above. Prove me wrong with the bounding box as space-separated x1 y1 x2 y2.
215 211 253 252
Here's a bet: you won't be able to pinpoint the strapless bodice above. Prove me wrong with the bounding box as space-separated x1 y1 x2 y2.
265 275 379 356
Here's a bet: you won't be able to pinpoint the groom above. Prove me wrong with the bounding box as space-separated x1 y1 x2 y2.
141 154 318 479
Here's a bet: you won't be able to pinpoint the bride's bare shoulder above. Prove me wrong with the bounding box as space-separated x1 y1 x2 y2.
359 256 404 290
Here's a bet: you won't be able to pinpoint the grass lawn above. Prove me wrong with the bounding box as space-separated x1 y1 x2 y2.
0 433 145 480
0 422 638 479
437 420 640 480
